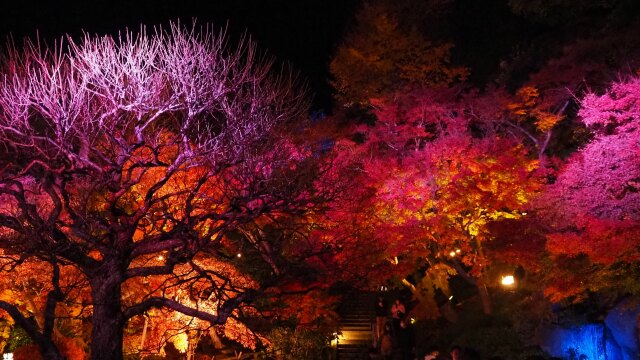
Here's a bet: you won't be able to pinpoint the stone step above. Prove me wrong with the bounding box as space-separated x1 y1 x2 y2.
341 314 372 318
339 337 371 345
340 316 372 320
338 344 368 349
341 316 372 321
341 318 372 324
337 343 369 360
338 347 369 352
337 345 369 349
337 330 372 343
341 320 372 324
341 323 371 328
341 317 371 322
336 291 377 360
340 328 370 334
340 310 373 314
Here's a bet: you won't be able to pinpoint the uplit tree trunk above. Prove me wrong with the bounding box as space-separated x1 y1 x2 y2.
89 263 125 360
450 258 493 315
477 278 493 315
475 240 493 315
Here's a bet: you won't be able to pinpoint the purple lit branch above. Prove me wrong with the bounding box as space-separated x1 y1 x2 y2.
0 23 308 174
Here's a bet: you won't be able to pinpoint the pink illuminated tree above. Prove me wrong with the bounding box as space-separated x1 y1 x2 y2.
532 75 640 301
0 23 330 360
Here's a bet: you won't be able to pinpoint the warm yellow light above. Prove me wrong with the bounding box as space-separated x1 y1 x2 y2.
157 255 164 261
449 251 456 257
501 275 515 286
237 253 242 258
172 332 189 353
455 249 461 253
330 331 345 347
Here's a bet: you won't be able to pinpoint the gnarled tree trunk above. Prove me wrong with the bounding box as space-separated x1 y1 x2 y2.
89 266 125 360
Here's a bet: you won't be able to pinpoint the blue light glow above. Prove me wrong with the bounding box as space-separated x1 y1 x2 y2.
538 323 626 360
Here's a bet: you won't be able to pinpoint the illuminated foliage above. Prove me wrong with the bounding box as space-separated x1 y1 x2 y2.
328 87 545 315
326 5 640 327
0 3 639 357
330 0 467 104
507 86 564 133
0 23 331 360
531 76 640 302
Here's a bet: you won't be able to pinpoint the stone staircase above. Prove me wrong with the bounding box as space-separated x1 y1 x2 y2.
336 291 375 360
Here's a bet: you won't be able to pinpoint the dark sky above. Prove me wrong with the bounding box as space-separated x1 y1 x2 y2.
0 0 361 110
4 1 628 111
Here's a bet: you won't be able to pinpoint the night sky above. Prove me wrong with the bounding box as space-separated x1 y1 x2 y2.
0 0 360 110
2 1 632 111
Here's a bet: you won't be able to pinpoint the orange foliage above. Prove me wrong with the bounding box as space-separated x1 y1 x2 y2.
330 1 466 103
507 86 564 132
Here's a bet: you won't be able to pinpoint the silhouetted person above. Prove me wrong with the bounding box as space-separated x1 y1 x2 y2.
375 295 388 347
396 318 414 360
380 322 393 360
450 345 463 360
390 298 406 335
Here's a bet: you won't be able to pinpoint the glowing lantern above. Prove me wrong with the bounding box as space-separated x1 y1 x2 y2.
501 275 515 286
